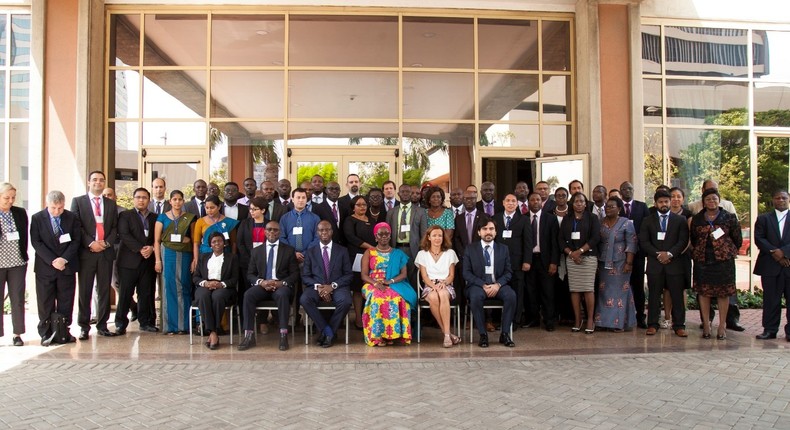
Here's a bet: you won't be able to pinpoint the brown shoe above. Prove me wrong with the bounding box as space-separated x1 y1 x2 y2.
485 321 496 332
674 328 688 337
646 327 657 335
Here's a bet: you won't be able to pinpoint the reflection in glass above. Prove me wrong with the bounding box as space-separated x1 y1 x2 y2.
142 122 206 146
666 80 748 125
9 122 28 209
543 125 571 155
348 161 390 194
288 122 397 146
480 123 539 148
542 75 570 121
9 70 29 119
143 70 206 118
667 128 749 226
643 78 662 124
0 123 5 179
212 15 284 66
289 71 397 119
403 72 473 120
478 19 538 70
0 15 6 66
754 83 790 127
403 123 472 187
540 159 583 195
641 25 661 75
10 15 30 67
149 162 200 197
403 17 473 69
290 16 397 67
211 71 283 119
144 14 207 66
111 14 140 66
542 20 571 71
111 70 139 119
478 73 539 121
0 71 5 111
664 26 748 77
757 136 789 215
296 161 339 188
643 128 664 198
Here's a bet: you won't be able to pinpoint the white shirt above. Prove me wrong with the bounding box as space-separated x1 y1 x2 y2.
414 249 459 283
452 205 463 216
223 203 240 220
776 209 788 237
238 196 250 206
261 240 279 282
531 210 542 253
312 192 324 204
385 198 398 210
203 253 227 288
481 240 495 272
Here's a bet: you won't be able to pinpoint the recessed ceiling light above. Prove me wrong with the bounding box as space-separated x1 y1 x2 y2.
423 32 436 38
256 30 269 36
410 63 423 67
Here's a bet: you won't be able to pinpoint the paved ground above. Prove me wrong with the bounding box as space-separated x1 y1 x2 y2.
0 309 789 429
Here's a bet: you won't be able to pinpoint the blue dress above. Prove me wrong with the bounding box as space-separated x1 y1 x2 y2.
594 217 637 330
158 212 195 333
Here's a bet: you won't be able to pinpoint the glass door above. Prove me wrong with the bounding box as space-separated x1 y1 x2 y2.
288 147 399 194
136 147 209 208
535 154 588 195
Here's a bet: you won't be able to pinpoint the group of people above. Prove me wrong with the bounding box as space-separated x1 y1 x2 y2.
3 171 790 349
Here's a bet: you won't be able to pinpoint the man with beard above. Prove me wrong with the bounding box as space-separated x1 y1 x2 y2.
337 174 361 212
410 185 422 206
221 182 249 221
535 181 555 212
383 180 399 211
276 179 292 207
313 181 347 245
591 185 607 220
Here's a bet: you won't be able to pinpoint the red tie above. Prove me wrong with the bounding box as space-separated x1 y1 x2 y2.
521 203 528 215
93 196 105 241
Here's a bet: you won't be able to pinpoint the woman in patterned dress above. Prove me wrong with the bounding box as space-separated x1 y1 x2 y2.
0 183 27 346
594 197 637 332
360 222 416 346
425 186 455 242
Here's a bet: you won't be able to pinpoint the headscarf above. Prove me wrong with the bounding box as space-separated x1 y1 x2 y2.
373 222 391 236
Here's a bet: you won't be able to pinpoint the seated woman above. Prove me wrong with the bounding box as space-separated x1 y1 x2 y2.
414 225 461 347
360 222 416 346
192 232 239 350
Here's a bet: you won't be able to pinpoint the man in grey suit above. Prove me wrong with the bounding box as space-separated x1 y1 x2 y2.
754 190 790 341
386 183 427 286
184 179 208 218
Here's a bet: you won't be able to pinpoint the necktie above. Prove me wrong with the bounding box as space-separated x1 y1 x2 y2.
200 201 206 217
387 201 393 211
332 202 338 225
295 212 303 251
265 243 275 279
51 216 61 236
532 214 538 245
93 196 104 241
599 207 605 219
505 215 511 231
484 245 493 283
399 206 408 241
466 212 473 243
660 214 667 232
485 202 493 216
322 245 330 283
455 208 461 216
624 202 631 218
521 203 528 215
156 201 162 214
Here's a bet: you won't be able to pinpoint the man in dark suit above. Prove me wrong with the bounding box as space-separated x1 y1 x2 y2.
221 182 250 221
31 190 81 345
276 179 293 207
638 189 690 337
476 181 504 216
619 180 650 328
115 187 158 335
387 183 428 285
493 194 532 329
239 220 301 351
300 220 353 348
535 181 556 213
184 179 208 217
337 174 361 212
259 180 287 223
313 181 348 245
754 190 790 341
383 180 399 212
70 170 119 340
453 190 481 319
148 178 171 215
524 192 560 331
463 216 516 348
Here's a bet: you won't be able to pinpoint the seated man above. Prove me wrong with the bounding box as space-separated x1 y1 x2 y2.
463 215 516 348
239 221 300 351
300 220 353 348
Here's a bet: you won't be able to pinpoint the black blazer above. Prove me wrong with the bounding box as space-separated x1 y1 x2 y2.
221 203 249 221
754 211 790 277
476 199 504 216
301 241 353 288
236 218 267 272
30 208 81 275
312 199 349 245
148 200 172 214
246 241 300 288
529 210 561 266
453 210 482 261
462 241 512 290
71 194 118 261
638 212 689 275
620 199 649 252
493 211 533 268
0 206 29 262
184 197 205 218
117 209 157 270
542 198 557 214
192 251 239 292
558 210 601 257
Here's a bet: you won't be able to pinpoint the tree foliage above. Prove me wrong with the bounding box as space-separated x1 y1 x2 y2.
297 163 338 187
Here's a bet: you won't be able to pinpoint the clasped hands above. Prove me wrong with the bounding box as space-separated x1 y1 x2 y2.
771 249 790 267
258 279 281 292
317 284 334 302
204 280 224 290
656 251 672 265
482 282 501 298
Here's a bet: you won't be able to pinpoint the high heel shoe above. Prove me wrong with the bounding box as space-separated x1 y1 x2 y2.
450 334 462 345
702 332 711 339
716 331 726 340
585 328 595 334
571 326 581 333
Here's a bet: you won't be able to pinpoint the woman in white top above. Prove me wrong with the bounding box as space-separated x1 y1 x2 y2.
414 225 461 348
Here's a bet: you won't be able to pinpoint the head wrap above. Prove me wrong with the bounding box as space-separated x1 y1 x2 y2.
373 222 391 236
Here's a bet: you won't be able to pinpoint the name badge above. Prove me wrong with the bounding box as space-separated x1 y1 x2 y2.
253 241 263 248
5 231 19 241
400 225 410 232
571 232 581 240
223 231 230 240
170 234 181 242
59 233 72 243
293 226 303 235
502 230 512 239
94 215 103 224
485 265 494 275
711 228 725 240
657 232 666 241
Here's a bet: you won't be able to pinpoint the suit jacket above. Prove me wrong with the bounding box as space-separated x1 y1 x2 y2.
221 202 249 221
266 200 288 223
462 241 512 290
754 211 790 277
453 210 482 261
638 212 689 275
30 208 81 276
542 198 557 213
192 251 239 292
148 200 172 215
337 194 354 214
117 209 157 270
386 203 428 258
70 194 119 261
493 211 533 269
529 210 561 266
301 241 353 288
236 218 265 272
313 199 350 245
476 199 504 216
0 206 29 262
619 199 649 254
246 241 300 288
184 197 206 218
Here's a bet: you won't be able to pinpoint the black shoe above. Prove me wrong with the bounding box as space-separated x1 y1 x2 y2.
756 332 777 340
130 313 138 322
521 320 539 329
79 329 89 340
499 333 515 347
97 329 117 337
321 335 334 348
478 333 489 348
139 326 159 333
315 334 326 346
89 318 98 325
279 333 289 351
545 325 555 332
238 333 256 351
66 334 77 343
115 328 126 336
637 319 648 329
727 323 746 332
12 336 23 346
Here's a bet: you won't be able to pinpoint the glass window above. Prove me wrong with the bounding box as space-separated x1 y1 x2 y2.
288 122 397 146
478 73 539 121
111 70 139 119
664 26 749 77
542 20 571 71
543 125 571 155
641 25 661 75
479 123 539 149
478 19 538 70
0 123 4 179
0 15 6 66
403 72 474 120
643 128 664 198
296 161 339 188
753 31 790 80
143 70 206 118
209 121 283 148
142 122 206 146
0 70 5 112
665 80 748 125
754 83 790 127
143 14 207 66
9 70 28 119
10 15 30 67
289 71 397 119
402 123 473 188
111 14 140 67
212 15 284 66
289 15 397 67
403 17 473 69
8 122 28 208
757 136 790 215
643 78 663 124
542 75 570 122
211 71 284 119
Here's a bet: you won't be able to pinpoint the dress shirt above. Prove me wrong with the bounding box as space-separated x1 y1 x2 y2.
385 198 398 211
776 209 788 237
314 242 338 289
531 210 541 253
202 253 227 288
452 205 463 216
223 203 240 220
261 240 279 281
278 209 320 252
153 199 166 214
396 203 412 244
481 240 496 278
592 204 605 220
312 192 324 205
238 196 250 206
503 211 516 230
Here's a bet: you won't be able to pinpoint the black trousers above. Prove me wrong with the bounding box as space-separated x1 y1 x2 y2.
761 271 790 335
646 271 685 329
512 269 525 324
467 284 516 336
630 255 647 322
35 272 76 338
0 264 26 337
78 254 113 331
243 285 293 331
117 264 156 330
194 287 237 332
525 255 555 326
